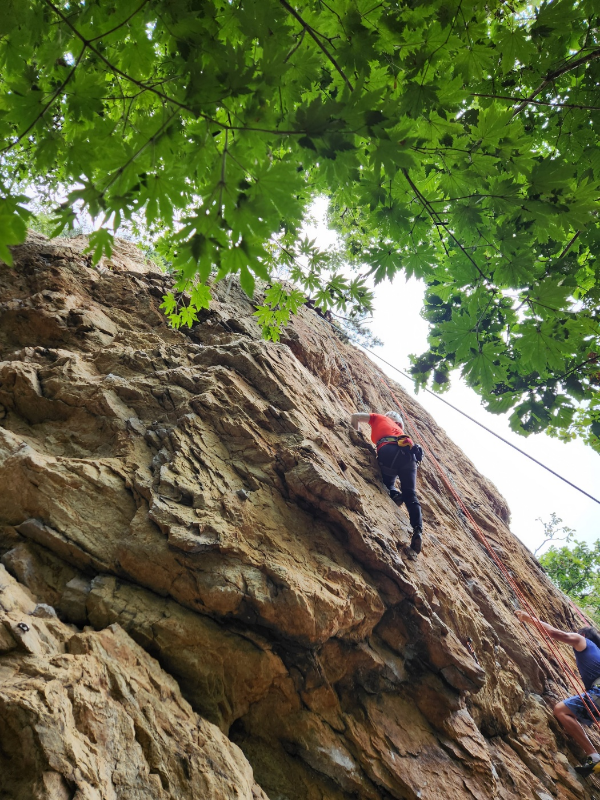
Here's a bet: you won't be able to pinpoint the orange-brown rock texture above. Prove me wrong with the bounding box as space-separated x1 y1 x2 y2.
0 232 596 799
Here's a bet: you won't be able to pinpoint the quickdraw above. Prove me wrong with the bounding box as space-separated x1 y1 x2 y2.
465 637 480 665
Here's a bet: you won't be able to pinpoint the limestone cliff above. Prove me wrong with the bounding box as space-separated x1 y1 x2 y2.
0 232 594 800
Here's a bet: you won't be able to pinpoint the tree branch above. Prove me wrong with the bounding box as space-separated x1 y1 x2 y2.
472 93 600 112
42 0 198 111
88 0 150 43
402 169 490 283
284 27 306 63
41 0 312 137
217 129 229 216
511 47 600 117
557 231 581 261
0 44 86 155
534 533 572 556
277 0 354 91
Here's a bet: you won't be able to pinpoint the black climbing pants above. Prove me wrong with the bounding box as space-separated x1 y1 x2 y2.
377 443 422 530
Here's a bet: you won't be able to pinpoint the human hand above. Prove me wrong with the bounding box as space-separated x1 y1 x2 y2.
515 610 532 623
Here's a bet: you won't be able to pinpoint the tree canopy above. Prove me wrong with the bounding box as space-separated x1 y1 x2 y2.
536 515 600 625
539 541 600 625
1 0 599 448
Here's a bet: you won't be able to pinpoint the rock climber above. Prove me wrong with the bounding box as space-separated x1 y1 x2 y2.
516 609 600 777
350 410 423 554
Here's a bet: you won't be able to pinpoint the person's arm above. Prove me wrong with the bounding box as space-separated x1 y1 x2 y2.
515 610 587 651
350 412 371 430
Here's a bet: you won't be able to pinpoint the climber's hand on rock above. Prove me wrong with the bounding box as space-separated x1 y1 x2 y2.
515 610 532 624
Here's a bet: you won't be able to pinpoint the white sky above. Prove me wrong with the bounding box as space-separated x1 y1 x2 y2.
309 201 600 556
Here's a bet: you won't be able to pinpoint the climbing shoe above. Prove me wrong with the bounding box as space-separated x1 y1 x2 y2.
575 755 600 777
390 490 404 507
410 528 422 554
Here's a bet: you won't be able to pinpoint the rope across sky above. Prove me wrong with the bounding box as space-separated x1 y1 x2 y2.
359 345 600 508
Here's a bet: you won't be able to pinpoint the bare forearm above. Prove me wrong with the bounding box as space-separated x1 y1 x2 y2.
350 412 370 430
516 610 585 648
536 619 566 639
518 611 558 635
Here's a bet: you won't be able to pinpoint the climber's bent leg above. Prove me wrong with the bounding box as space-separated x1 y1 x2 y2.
380 469 397 493
377 444 402 503
555 697 600 760
397 462 422 532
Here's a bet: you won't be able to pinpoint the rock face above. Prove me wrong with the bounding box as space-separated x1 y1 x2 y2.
0 231 595 799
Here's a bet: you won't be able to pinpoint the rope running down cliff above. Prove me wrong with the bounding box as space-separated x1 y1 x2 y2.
320 316 600 740
323 319 600 738
382 376 600 733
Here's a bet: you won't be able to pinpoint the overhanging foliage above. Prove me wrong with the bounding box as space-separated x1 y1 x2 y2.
1 0 599 447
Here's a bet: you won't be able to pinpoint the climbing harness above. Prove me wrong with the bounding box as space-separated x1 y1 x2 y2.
377 434 413 449
380 375 600 732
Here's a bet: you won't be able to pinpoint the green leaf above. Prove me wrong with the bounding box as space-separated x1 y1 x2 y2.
485 392 519 414
365 247 403 284
239 265 255 297
471 105 513 145
530 161 574 195
437 312 478 362
160 292 177 315
528 279 571 314
518 322 571 372
462 342 508 391
179 304 199 327
85 229 114 265
493 255 535 288
190 284 212 310
496 27 535 74
398 83 440 118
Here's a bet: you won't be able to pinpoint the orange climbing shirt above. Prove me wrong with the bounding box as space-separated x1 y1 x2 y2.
368 414 413 452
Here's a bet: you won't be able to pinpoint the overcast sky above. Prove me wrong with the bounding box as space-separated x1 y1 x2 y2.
308 202 600 556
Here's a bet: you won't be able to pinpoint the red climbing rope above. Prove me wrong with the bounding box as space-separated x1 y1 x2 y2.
381 377 600 729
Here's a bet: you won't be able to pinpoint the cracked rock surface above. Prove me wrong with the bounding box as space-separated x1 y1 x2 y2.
0 231 594 799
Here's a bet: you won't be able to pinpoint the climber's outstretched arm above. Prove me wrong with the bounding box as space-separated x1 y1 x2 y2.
350 412 370 430
515 610 587 651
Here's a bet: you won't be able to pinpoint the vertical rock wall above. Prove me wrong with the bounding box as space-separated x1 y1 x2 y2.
0 232 595 799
